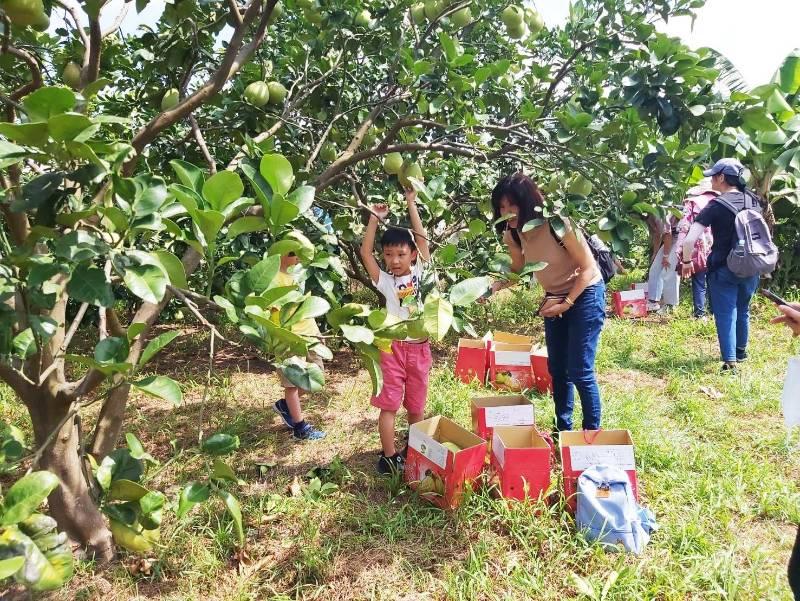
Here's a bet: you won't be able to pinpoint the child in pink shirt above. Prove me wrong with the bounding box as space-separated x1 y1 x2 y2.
359 188 432 475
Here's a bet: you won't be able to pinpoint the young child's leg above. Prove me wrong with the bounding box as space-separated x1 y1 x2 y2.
284 386 303 424
404 341 433 428
378 409 398 456
372 341 406 473
274 355 325 441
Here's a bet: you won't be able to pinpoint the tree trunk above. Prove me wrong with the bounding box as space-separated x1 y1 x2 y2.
28 393 114 562
90 382 130 459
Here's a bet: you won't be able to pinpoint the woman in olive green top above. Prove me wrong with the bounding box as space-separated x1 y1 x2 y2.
486 172 606 431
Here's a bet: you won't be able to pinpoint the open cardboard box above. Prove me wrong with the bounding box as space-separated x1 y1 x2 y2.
612 289 647 318
405 416 487 509
489 342 536 391
491 426 553 501
559 429 638 512
471 395 535 445
454 338 488 384
530 346 552 394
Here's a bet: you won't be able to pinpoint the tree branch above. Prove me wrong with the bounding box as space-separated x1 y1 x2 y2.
101 0 131 37
4 45 43 100
85 12 103 84
190 115 217 174
54 0 90 49
540 38 596 117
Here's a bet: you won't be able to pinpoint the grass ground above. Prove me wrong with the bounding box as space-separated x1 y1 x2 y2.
2 279 799 600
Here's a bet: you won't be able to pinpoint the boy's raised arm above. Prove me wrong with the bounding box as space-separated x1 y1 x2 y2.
404 187 430 262
359 204 387 284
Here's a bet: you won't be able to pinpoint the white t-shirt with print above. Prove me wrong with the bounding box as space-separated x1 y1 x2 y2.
373 261 424 320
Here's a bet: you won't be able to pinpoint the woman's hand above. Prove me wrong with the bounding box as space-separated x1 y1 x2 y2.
679 261 693 279
771 302 800 336
661 256 671 269
371 203 389 221
478 280 507 304
539 297 570 318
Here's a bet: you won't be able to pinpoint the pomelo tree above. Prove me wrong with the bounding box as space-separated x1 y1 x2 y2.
1 0 724 582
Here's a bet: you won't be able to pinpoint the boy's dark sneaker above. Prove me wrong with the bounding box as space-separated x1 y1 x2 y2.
721 362 738 373
293 421 326 441
377 453 404 475
273 399 294 429
736 348 748 362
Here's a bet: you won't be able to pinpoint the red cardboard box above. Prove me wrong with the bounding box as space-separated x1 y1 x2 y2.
489 342 536 391
405 416 487 509
612 289 647 318
471 395 535 445
559 429 638 512
455 338 488 384
530 347 552 394
491 426 553 501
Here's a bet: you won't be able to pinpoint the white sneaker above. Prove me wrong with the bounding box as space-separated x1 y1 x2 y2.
647 301 661 312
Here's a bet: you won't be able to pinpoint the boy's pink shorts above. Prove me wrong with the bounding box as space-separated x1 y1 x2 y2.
371 340 432 414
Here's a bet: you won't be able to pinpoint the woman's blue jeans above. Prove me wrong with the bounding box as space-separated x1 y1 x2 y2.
692 272 708 317
544 281 606 431
708 266 759 362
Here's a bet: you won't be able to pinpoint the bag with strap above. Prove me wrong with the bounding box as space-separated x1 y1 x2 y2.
576 464 649 554
549 223 616 284
674 191 715 275
716 191 779 278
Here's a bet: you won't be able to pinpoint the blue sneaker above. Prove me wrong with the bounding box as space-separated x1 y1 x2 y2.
293 422 326 441
273 399 294 430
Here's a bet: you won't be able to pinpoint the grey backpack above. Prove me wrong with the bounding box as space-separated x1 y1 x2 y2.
715 191 778 278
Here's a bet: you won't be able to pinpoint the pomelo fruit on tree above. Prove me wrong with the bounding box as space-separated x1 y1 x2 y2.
320 143 337 162
568 174 593 197
525 8 544 34
161 88 180 111
354 8 371 27
1 0 46 27
506 22 526 39
62 62 81 90
383 152 403 175
267 0 283 24
30 10 48 30
410 2 425 23
501 4 524 28
244 81 270 107
621 190 638 206
267 81 287 105
450 7 472 28
423 0 440 20
399 161 423 188
498 74 514 89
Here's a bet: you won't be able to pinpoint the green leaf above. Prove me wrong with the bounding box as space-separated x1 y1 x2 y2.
278 356 325 391
521 218 545 232
152 250 188 289
132 376 183 406
339 324 374 344
226 216 268 239
437 243 457 265
269 195 301 231
742 107 777 132
29 315 58 342
598 216 616 231
47 113 92 142
55 230 107 262
449 276 490 307
177 482 210 519
138 331 180 367
170 159 204 192
357 343 383 396
287 185 315 213
0 123 49 147
423 294 453 341
247 255 281 294
211 458 238 482
22 87 76 122
124 264 168 304
126 323 147 342
241 160 272 214
777 49 800 94
94 336 129 363
200 433 240 456
218 490 244 545
202 171 244 212
9 515 74 590
82 77 113 99
125 432 154 463
259 153 294 196
0 556 25 579
190 209 225 250
132 174 168 217
106 448 144 483
286 296 330 326
467 218 487 238
0 471 60 526
108 479 149 501
66 265 114 307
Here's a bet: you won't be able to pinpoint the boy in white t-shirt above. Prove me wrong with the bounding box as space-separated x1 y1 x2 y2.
359 187 432 475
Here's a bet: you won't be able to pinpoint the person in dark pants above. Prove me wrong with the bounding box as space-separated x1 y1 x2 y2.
485 173 605 431
771 301 800 599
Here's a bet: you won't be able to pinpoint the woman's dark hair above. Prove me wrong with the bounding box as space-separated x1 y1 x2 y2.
723 173 746 192
381 227 415 250
491 172 545 244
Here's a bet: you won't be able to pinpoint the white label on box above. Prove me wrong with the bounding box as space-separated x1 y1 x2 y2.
484 404 534 427
618 289 645 302
408 428 448 469
492 432 506 468
493 350 531 367
782 356 800 428
632 283 648 292
568 445 636 471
